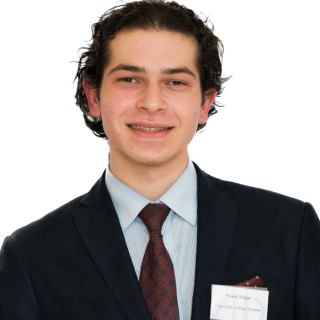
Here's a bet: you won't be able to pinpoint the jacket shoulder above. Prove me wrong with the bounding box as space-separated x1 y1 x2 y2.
195 164 307 217
10 194 87 244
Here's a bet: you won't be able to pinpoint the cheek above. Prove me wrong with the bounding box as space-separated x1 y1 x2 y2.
100 95 123 120
190 106 202 123
179 109 201 135
99 102 117 135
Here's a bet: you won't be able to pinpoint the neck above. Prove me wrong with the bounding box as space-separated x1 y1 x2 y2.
109 153 188 201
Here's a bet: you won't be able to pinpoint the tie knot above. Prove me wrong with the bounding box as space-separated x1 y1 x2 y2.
139 203 170 232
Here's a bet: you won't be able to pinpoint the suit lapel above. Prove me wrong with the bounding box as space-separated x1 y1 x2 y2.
71 166 237 320
191 164 238 320
73 172 151 320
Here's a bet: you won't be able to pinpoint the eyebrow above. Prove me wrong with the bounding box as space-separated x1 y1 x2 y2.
108 64 196 78
108 64 146 75
162 67 196 78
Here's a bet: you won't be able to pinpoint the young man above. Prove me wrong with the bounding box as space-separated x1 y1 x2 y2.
0 1 319 320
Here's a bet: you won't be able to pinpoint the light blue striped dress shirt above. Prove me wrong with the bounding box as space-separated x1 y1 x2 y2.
105 159 197 320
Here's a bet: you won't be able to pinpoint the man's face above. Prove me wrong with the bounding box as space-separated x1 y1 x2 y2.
86 29 215 169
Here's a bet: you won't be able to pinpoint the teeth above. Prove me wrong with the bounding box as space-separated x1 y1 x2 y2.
130 125 169 132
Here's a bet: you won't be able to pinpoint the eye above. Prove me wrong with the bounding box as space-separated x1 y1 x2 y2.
120 77 137 83
168 80 185 86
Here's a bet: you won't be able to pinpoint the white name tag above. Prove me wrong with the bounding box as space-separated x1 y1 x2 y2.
210 284 269 320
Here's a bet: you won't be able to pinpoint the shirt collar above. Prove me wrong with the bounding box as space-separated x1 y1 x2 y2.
105 159 197 231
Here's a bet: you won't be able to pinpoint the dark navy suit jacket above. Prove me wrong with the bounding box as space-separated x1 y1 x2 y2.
1 163 320 319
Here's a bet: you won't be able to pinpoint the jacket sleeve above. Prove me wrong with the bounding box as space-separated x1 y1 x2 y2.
294 203 320 319
0 236 42 320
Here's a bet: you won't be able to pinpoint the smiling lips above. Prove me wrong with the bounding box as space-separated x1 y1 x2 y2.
129 125 171 132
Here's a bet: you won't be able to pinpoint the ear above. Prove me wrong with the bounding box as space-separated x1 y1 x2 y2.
198 89 217 124
82 80 101 118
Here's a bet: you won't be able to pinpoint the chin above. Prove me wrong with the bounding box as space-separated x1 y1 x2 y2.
135 157 168 167
134 151 185 168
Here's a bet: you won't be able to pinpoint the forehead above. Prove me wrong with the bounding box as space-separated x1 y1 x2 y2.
106 29 199 75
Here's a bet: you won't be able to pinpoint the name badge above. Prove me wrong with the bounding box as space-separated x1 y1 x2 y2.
210 284 269 320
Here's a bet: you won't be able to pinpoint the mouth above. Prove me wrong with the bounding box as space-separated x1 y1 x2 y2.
128 125 172 132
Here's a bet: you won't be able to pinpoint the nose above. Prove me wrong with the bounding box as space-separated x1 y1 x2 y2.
137 82 166 113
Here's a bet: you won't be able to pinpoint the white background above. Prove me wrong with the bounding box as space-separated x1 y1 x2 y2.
0 0 319 242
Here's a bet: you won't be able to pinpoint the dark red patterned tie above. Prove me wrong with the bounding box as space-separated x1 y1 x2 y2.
139 203 180 320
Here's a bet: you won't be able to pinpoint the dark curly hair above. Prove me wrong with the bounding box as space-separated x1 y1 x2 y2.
74 0 229 139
